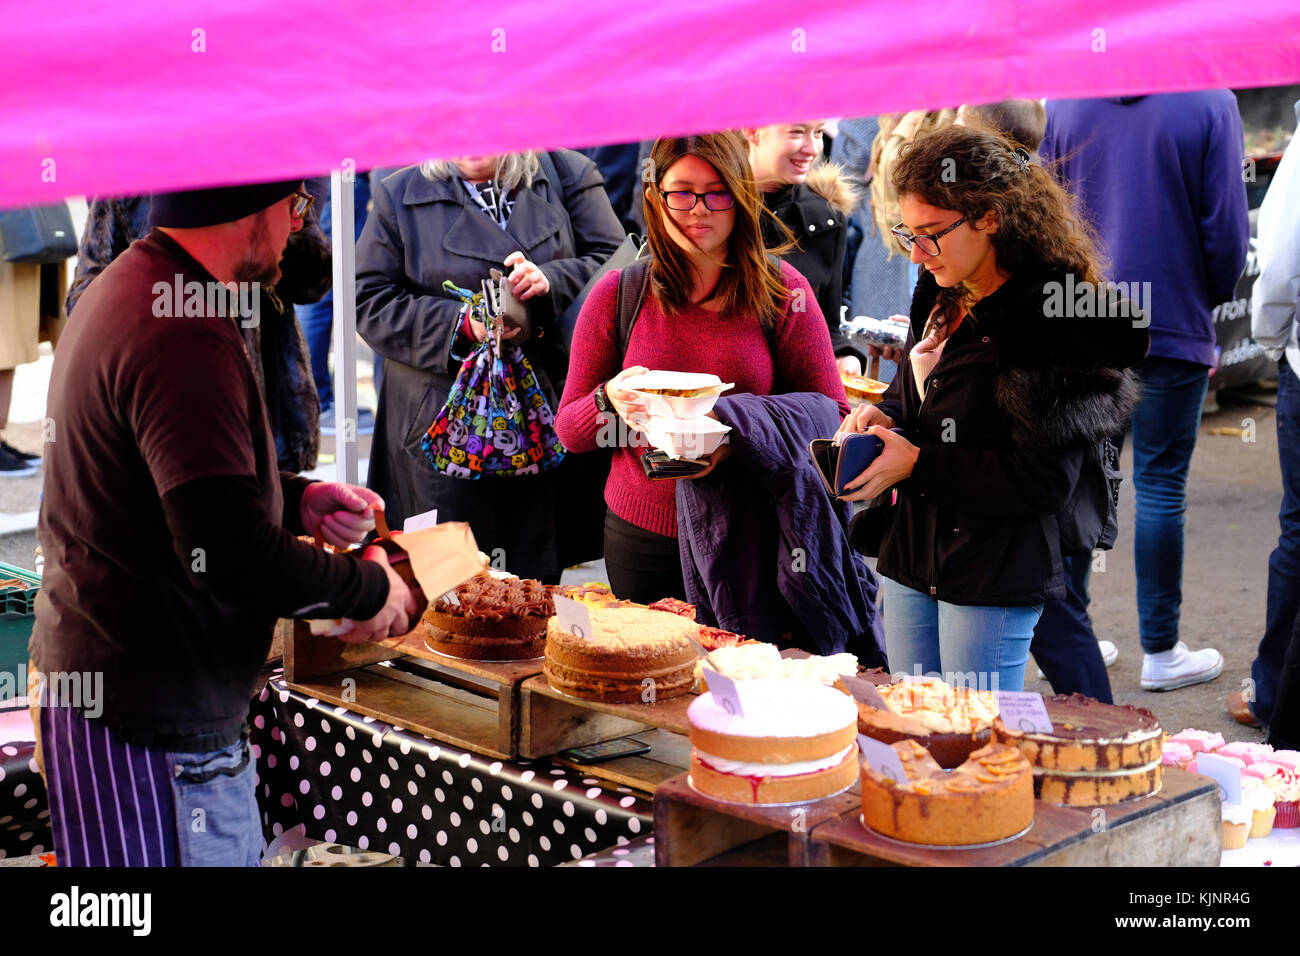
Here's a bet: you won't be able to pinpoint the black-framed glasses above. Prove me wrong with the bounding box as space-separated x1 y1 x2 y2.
289 191 315 220
659 189 735 212
891 215 968 256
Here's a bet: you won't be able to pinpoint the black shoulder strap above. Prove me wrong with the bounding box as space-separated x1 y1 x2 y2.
614 258 652 359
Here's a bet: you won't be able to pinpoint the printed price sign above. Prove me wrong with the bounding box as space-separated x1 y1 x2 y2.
995 691 1054 733
839 673 891 712
857 734 907 784
553 595 593 640
702 667 745 718
403 508 439 533
1196 753 1244 805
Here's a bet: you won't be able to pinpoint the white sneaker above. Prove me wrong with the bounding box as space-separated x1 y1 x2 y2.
1098 640 1118 668
1035 640 1119 679
1140 642 1224 691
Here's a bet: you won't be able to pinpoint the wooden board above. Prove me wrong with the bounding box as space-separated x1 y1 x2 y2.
518 675 696 759
285 628 546 759
552 729 692 793
653 771 861 868
807 768 1221 867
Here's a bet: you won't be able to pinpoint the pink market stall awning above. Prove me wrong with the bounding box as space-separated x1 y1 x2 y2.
3 0 1299 207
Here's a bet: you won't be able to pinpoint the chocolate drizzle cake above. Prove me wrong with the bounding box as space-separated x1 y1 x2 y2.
422 573 553 661
992 693 1163 806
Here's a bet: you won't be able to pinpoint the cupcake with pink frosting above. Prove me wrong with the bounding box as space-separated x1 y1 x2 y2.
1249 763 1300 828
1169 729 1225 754
1161 741 1194 770
1215 741 1274 765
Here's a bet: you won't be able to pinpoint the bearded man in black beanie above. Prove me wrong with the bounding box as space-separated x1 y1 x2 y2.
30 181 418 867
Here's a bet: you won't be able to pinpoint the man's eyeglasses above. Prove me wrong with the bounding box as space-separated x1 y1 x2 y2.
659 189 735 212
289 191 315 220
891 215 968 256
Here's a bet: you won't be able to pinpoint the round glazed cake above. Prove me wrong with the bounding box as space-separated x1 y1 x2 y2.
688 679 859 804
992 693 1163 806
860 739 1034 846
543 605 700 702
854 677 1000 769
422 573 552 661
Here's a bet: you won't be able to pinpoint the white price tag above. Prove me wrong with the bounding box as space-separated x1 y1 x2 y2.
1196 753 1244 805
403 508 439 533
857 734 907 784
701 667 745 718
553 595 594 640
995 691 1055 733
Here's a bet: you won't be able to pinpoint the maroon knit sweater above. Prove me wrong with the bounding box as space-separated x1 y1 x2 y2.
555 261 850 538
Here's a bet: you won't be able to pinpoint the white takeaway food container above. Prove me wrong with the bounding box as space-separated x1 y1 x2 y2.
643 416 732 460
623 370 734 419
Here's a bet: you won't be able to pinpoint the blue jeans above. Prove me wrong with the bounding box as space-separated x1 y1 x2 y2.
1126 355 1210 653
296 174 372 408
167 736 262 867
881 576 1043 692
1253 356 1300 724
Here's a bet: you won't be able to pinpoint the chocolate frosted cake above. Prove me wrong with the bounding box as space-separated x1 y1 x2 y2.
992 693 1163 806
422 573 553 661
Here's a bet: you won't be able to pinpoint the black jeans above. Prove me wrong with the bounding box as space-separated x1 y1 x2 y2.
602 509 687 605
1030 553 1114 703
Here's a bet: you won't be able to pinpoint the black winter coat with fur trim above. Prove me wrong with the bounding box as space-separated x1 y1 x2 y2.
857 268 1148 606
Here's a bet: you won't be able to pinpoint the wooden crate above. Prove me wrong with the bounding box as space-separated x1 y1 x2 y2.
518 675 694 757
653 772 861 868
282 619 543 760
807 768 1221 867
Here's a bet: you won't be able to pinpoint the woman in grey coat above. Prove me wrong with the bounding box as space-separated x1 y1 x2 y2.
356 150 624 582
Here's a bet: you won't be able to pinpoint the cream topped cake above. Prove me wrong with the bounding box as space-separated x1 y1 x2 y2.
687 679 858 804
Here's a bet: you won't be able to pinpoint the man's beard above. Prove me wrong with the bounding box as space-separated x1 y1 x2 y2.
232 214 283 288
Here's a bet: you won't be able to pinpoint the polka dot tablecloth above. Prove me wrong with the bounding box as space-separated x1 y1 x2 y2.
0 739 52 860
250 673 653 867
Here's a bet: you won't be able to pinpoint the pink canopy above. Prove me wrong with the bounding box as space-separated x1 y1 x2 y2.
3 0 1299 207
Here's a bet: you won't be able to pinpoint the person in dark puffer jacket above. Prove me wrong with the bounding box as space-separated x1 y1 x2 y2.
744 122 863 370
835 125 1149 693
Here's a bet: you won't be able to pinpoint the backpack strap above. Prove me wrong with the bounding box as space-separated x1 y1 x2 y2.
614 258 652 359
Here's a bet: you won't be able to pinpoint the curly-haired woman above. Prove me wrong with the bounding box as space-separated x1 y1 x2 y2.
836 125 1149 692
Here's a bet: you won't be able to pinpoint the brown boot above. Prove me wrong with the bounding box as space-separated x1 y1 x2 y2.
1227 689 1261 728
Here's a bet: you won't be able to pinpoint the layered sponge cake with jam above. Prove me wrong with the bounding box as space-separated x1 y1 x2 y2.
687 679 859 804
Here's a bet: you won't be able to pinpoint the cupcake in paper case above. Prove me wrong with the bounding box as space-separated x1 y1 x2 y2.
1214 741 1274 765
1222 802 1251 850
1241 778 1277 839
1161 741 1194 770
1169 729 1225 754
1251 764 1300 828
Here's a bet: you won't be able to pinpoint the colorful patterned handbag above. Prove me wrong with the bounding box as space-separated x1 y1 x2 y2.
422 280 566 479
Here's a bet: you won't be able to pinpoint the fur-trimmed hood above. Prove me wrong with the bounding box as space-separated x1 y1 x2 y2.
803 162 861 216
909 267 1149 448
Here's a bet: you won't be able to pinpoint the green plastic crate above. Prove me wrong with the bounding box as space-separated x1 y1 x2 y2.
0 561 40 706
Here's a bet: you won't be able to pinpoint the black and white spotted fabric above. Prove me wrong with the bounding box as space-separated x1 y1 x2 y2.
250 673 652 867
0 741 52 859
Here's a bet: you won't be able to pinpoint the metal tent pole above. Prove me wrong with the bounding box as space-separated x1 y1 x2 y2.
330 168 358 485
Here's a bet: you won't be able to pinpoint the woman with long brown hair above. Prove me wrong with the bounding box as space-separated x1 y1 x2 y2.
555 133 848 604
836 124 1149 691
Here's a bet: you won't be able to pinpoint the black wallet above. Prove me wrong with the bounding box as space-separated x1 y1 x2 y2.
640 449 710 480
